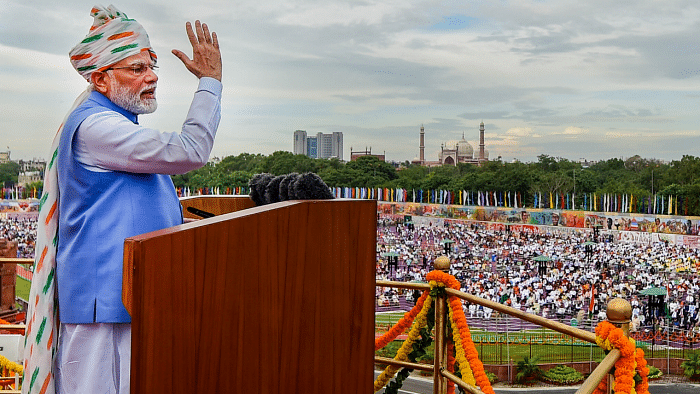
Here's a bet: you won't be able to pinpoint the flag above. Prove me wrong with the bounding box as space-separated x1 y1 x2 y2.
675 196 678 215
629 194 633 213
588 284 596 317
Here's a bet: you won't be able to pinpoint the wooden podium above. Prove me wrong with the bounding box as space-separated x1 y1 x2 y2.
123 197 376 393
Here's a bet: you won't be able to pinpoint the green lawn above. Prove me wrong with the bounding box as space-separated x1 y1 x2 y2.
376 311 607 364
16 276 30 302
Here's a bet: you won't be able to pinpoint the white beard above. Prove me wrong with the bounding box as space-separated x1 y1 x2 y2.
109 80 158 114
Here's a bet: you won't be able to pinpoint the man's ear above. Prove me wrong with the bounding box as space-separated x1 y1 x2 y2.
91 71 111 96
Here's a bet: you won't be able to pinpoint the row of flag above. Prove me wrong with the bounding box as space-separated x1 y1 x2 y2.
533 192 688 216
176 186 248 197
330 187 690 216
331 187 525 208
1 186 38 200
5 182 677 217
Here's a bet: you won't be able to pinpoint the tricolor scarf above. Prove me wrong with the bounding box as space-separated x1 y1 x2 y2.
22 90 89 394
22 5 153 394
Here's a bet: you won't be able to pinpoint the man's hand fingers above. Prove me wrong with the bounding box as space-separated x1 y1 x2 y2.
174 20 222 81
171 49 193 69
212 32 219 49
202 23 213 44
185 22 197 47
195 20 205 45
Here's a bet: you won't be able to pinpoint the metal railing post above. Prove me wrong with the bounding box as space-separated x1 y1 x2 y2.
433 256 450 394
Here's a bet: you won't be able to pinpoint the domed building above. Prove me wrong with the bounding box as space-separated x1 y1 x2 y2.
411 122 489 166
439 133 476 165
439 122 488 165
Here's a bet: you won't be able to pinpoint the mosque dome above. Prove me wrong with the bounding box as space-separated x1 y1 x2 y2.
457 134 473 157
444 138 474 158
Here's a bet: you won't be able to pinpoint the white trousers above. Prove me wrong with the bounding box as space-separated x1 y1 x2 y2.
55 323 131 394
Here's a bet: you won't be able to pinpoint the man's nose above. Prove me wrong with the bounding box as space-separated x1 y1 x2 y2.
145 67 158 82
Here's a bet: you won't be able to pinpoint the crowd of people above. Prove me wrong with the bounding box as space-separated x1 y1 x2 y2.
377 218 700 335
3 212 699 334
0 216 37 258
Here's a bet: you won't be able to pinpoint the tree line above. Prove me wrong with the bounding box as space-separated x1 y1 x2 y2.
4 151 700 215
171 152 700 216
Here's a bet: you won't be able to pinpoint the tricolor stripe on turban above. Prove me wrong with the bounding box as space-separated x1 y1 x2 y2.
69 4 156 81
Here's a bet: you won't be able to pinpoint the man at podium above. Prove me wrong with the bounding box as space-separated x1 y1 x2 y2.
23 5 223 394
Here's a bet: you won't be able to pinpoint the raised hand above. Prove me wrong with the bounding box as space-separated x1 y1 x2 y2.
172 20 222 81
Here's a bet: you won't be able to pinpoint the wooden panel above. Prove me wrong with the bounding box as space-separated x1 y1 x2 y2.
125 199 376 394
124 196 255 313
179 195 255 219
0 241 17 312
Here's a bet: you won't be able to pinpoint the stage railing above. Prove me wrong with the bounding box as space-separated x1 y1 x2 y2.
376 258 630 394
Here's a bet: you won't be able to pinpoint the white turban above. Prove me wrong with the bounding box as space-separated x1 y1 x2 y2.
69 4 156 81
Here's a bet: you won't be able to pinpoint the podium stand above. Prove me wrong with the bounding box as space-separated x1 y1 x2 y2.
123 198 376 394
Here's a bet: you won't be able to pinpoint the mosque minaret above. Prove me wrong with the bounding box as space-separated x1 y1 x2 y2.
419 125 425 165
478 121 486 163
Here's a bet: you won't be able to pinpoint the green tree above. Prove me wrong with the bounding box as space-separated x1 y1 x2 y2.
345 156 397 182
217 153 265 173
254 151 317 175
671 155 700 185
0 161 20 187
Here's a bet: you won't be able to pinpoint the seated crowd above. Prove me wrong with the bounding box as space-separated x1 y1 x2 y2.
0 217 37 259
4 215 698 334
377 219 700 335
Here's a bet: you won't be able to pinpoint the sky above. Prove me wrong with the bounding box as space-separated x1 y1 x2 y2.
2 1 700 164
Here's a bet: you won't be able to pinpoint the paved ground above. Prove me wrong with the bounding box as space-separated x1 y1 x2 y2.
375 372 700 394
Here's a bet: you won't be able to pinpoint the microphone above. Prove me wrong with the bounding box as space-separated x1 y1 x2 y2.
248 172 334 206
186 206 215 218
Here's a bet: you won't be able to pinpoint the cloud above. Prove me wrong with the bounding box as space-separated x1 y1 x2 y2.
554 126 588 136
506 127 533 137
3 0 700 164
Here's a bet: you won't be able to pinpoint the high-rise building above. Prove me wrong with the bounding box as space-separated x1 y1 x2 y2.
293 130 307 155
293 131 343 160
307 136 318 158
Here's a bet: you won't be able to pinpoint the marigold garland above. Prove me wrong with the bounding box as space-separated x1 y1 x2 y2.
373 293 433 392
448 307 476 386
375 271 498 394
593 321 649 394
427 270 495 394
447 341 456 394
0 354 23 377
375 290 429 351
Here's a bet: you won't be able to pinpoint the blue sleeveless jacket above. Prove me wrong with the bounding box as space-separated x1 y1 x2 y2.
57 91 182 323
